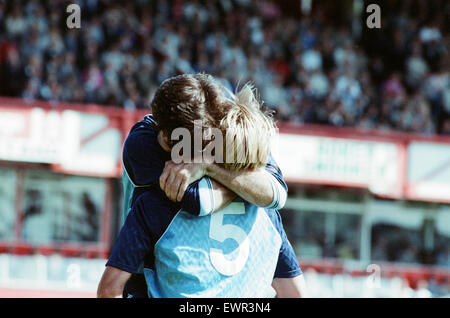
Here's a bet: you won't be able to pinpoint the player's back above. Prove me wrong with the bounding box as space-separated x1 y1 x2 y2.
145 200 282 298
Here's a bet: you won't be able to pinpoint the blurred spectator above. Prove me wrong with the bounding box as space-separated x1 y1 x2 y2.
437 246 450 267
72 192 99 242
0 45 24 96
0 0 447 132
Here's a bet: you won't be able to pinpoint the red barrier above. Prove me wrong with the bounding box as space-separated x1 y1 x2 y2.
299 258 450 289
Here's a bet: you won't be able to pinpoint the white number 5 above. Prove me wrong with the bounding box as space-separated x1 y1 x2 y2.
209 202 249 276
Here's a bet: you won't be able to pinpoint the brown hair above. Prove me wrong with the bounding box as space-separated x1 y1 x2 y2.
151 73 223 147
150 73 276 170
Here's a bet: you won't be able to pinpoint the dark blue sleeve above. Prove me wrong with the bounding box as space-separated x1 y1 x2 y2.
265 154 288 194
268 209 303 278
180 180 201 216
106 192 177 273
181 177 215 216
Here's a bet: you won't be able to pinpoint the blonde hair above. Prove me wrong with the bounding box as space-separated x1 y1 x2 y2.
219 82 276 170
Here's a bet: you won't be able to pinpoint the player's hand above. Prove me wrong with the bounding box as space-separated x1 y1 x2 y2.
159 161 207 202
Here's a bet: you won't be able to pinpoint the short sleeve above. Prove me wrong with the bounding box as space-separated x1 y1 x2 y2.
262 154 288 210
106 195 154 273
268 210 303 278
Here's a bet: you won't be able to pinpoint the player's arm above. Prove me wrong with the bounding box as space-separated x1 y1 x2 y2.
161 154 287 212
97 194 155 298
204 162 286 209
123 126 236 216
97 266 131 298
208 179 237 211
180 177 237 216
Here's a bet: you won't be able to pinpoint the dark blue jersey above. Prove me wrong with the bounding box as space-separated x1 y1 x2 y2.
117 114 295 297
107 190 302 297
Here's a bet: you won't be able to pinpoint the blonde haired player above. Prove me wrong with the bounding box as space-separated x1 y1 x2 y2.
98 74 306 298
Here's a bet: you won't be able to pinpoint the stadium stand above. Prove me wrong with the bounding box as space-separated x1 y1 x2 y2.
0 0 449 298
0 0 448 133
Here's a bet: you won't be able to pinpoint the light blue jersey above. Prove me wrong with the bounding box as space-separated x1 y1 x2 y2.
145 201 282 298
108 191 302 298
111 115 297 297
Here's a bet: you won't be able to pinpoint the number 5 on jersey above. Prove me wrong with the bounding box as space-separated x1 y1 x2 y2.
209 202 249 276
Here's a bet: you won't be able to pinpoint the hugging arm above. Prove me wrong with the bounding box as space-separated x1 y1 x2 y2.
163 154 288 215
180 177 236 215
123 125 287 216
204 158 287 209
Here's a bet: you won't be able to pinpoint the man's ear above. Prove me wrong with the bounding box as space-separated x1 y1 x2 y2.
158 132 172 151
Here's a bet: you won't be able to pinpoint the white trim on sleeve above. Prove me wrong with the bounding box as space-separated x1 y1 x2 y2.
264 174 287 210
198 177 215 216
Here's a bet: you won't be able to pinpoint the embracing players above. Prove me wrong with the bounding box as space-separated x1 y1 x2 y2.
97 73 306 297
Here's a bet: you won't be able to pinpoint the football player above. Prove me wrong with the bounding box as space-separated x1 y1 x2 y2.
98 74 306 297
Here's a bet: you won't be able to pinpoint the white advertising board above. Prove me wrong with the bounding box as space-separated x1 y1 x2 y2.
0 107 121 177
274 134 402 197
407 141 450 202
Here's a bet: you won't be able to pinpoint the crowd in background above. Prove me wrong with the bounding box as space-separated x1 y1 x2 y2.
0 0 448 134
0 0 449 296
285 207 450 270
